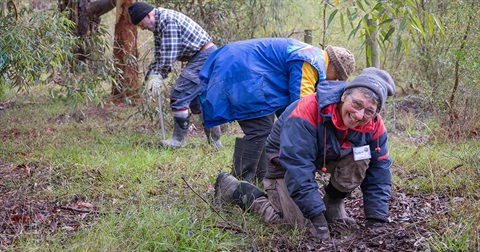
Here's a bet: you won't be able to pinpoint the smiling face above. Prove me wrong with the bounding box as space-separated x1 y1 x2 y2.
338 89 378 129
137 11 155 31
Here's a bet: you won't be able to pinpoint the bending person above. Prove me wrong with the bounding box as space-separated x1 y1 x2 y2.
200 38 355 182
128 2 222 148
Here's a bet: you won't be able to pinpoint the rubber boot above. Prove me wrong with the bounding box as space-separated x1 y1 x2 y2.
256 147 267 182
213 172 240 208
323 194 356 225
204 125 224 148
310 213 331 241
232 138 264 183
160 117 189 148
213 172 266 211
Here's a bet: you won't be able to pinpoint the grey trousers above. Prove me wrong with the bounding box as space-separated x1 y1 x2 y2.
251 178 316 234
251 152 369 233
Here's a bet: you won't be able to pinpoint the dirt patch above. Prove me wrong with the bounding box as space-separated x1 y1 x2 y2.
0 161 101 250
257 189 441 251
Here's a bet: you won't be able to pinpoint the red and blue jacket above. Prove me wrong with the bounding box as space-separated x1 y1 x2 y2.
265 80 392 221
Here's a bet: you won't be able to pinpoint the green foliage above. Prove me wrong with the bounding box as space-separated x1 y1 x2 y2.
149 0 329 45
326 0 444 57
391 0 480 136
0 8 75 90
154 0 279 44
51 23 120 107
0 4 120 106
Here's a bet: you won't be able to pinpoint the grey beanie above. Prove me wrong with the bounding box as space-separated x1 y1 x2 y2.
345 67 395 113
128 2 154 25
326 45 355 81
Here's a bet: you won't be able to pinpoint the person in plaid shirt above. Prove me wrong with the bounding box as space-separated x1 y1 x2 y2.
128 2 222 148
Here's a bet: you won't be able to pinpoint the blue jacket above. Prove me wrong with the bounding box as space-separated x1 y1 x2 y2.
199 38 327 128
265 81 392 221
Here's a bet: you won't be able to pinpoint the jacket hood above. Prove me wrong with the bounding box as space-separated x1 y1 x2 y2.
315 80 348 110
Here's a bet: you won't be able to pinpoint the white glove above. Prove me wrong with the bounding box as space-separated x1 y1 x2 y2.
146 74 165 97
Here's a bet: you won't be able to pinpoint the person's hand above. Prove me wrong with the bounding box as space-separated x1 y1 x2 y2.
310 214 331 241
145 74 165 98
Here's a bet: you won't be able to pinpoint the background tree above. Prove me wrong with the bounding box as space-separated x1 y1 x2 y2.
111 0 138 100
58 0 139 101
58 0 116 62
325 0 444 68
407 0 479 135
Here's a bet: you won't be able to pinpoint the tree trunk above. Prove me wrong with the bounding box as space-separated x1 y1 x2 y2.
58 0 116 61
111 0 138 100
58 0 138 101
365 19 380 68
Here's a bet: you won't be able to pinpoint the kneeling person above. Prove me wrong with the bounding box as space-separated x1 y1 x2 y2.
214 67 395 240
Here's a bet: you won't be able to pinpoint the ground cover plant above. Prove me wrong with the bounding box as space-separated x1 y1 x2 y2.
1 87 479 251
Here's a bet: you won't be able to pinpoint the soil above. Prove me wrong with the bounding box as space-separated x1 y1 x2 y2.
258 188 444 251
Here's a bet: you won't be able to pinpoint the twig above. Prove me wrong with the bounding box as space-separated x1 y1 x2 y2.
121 110 141 127
206 224 246 233
180 176 246 233
60 206 100 214
450 164 464 171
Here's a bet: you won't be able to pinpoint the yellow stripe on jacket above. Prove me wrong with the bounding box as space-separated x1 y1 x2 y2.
300 61 320 98
299 50 330 98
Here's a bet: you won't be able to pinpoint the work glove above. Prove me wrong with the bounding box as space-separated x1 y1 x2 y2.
145 73 166 98
310 214 331 241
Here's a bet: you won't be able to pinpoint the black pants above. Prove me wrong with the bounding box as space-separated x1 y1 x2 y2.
237 113 275 142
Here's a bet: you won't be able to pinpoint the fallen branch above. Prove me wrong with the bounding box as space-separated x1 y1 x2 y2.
181 176 246 233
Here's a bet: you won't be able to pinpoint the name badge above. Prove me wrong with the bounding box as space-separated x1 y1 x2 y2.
353 145 371 161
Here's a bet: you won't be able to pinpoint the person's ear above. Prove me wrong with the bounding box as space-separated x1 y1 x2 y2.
340 93 347 102
147 11 155 20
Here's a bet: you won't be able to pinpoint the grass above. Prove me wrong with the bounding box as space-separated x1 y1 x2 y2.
385 106 480 251
1 87 480 251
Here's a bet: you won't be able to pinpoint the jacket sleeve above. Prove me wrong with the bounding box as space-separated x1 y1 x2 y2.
286 61 319 104
280 116 325 219
361 118 392 221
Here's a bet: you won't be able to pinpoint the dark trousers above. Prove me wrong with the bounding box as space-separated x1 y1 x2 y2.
237 113 275 142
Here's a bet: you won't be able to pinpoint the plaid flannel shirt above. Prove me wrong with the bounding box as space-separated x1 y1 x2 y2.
149 8 211 79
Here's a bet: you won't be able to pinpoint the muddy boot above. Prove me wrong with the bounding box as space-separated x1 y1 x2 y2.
310 213 331 241
213 172 266 211
160 117 189 148
204 125 223 148
323 194 356 225
213 172 240 208
232 138 264 183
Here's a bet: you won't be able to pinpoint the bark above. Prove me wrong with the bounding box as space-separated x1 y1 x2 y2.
89 0 116 17
366 19 380 68
111 0 138 99
59 0 116 61
59 0 139 100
